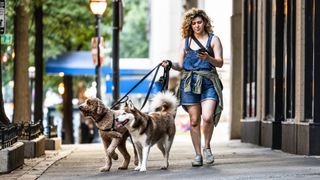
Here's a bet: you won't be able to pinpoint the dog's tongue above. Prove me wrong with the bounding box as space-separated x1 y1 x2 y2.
116 122 123 128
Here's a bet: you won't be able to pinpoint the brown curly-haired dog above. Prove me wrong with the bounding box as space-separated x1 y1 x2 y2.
79 98 138 172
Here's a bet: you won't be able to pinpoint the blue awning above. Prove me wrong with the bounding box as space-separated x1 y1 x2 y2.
106 80 162 95
45 51 150 76
46 51 160 95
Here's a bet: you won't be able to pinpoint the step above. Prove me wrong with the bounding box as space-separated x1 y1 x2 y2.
19 135 45 158
45 137 62 150
0 142 24 173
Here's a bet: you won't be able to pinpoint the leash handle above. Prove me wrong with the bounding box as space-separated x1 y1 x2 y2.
160 61 172 92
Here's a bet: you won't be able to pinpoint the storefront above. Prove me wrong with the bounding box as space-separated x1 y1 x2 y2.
232 0 320 155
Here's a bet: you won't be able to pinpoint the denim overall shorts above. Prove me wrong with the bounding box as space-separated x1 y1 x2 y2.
180 33 218 105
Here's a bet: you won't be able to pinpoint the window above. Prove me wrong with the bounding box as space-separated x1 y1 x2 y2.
265 0 274 119
284 0 296 119
304 0 314 120
243 0 258 118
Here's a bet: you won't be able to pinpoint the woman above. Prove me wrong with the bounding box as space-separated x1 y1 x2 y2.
162 8 223 167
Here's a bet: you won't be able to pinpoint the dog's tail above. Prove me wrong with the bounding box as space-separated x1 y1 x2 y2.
150 91 178 114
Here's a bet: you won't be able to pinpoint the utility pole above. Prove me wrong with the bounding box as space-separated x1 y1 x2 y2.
34 3 44 125
112 0 120 108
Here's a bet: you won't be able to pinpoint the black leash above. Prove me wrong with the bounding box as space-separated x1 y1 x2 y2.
110 63 163 110
139 64 161 110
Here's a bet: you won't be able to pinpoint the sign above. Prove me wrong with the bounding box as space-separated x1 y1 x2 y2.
0 0 5 35
91 37 104 65
1 34 12 45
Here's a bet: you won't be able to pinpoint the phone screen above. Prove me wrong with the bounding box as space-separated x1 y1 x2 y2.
197 48 206 54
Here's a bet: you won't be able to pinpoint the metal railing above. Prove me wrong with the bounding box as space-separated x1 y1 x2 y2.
45 115 58 138
46 125 58 138
18 122 42 141
0 124 18 150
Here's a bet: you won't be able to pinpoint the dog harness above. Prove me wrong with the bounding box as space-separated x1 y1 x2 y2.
96 113 117 132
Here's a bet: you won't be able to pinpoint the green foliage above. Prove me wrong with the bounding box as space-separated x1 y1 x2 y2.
41 0 112 57
2 0 149 98
120 0 149 58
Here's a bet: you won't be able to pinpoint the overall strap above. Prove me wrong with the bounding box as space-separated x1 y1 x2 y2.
185 37 191 51
206 33 215 57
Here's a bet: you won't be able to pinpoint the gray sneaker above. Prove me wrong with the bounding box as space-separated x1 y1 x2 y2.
203 148 214 164
191 154 203 167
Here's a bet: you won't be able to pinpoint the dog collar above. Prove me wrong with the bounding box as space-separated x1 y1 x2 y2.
99 114 117 132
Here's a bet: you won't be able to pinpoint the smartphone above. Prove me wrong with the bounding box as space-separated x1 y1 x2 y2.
197 48 206 54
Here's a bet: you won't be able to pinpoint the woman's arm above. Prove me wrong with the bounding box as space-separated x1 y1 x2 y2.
198 35 224 68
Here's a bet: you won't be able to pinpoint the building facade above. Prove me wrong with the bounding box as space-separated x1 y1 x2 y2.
232 0 320 155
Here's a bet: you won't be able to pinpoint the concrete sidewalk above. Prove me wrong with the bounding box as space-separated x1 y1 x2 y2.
2 133 320 180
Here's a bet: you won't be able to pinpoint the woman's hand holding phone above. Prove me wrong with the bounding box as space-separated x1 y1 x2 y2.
197 48 206 54
197 48 208 60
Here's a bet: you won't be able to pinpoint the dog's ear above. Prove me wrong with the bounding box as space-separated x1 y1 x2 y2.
96 101 105 114
127 100 135 110
97 106 103 114
85 99 91 105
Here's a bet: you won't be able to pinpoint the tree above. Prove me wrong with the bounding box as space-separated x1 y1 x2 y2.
34 0 44 124
62 76 74 144
0 58 10 125
13 0 31 124
120 0 149 58
0 0 14 125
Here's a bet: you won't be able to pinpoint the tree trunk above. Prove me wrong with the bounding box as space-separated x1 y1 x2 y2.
34 2 44 125
13 0 31 124
62 75 74 144
0 76 10 125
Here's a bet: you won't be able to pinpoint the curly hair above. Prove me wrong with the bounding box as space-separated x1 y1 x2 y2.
181 8 213 38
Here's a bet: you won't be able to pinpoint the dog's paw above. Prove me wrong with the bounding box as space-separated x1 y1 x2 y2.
99 166 111 172
161 162 169 170
118 166 128 170
111 152 119 160
134 166 141 171
139 167 147 172
160 166 168 170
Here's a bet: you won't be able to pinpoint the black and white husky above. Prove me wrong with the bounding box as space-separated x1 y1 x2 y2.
116 91 178 172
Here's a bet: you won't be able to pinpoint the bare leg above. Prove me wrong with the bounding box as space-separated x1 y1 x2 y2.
201 100 216 164
186 105 202 155
201 100 217 148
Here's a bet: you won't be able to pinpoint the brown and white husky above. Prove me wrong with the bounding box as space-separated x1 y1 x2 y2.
116 91 178 172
